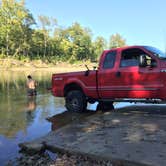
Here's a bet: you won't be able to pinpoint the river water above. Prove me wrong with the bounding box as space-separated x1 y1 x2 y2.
0 71 65 165
0 70 150 165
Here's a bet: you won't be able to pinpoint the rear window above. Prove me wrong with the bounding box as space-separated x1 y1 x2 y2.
103 51 117 69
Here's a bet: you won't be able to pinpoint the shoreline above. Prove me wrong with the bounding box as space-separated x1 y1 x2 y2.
0 65 93 74
0 67 86 72
0 58 96 72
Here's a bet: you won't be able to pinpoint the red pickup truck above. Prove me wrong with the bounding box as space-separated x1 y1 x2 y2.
52 45 166 112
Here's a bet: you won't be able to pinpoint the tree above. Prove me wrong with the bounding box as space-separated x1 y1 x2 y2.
65 22 93 62
38 15 57 59
0 1 128 64
0 0 35 57
31 30 45 59
54 27 74 61
109 33 126 49
93 36 107 61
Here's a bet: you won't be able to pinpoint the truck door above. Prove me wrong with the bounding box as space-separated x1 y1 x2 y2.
98 50 119 98
117 48 161 98
98 47 162 99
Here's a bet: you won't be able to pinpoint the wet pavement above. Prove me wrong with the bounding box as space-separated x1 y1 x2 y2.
19 104 166 166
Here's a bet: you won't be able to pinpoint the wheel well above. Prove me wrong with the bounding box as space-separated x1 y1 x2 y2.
64 83 84 97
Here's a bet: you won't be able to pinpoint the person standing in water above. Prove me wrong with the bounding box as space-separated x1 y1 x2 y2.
26 75 37 96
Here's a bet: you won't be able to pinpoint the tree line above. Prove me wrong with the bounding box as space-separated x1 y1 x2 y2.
0 0 126 63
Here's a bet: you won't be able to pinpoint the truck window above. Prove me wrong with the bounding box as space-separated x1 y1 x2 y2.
103 51 116 69
120 48 147 67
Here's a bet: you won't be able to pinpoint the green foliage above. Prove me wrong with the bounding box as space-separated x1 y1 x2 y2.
93 36 107 61
0 0 127 64
109 33 126 49
0 0 35 57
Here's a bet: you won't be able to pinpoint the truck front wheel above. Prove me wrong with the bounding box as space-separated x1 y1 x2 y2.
65 90 87 112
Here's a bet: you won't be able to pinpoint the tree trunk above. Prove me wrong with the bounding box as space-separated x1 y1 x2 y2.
6 32 9 56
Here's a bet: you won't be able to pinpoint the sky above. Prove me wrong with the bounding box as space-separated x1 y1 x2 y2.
25 0 166 51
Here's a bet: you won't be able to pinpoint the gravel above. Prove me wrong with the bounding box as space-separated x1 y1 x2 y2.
5 151 116 166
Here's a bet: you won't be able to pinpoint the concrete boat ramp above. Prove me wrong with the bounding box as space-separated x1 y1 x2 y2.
19 105 166 166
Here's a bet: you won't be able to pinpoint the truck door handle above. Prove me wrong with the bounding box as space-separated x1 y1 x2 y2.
116 71 121 77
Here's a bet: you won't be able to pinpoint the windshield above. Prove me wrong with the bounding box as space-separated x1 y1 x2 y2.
144 46 166 59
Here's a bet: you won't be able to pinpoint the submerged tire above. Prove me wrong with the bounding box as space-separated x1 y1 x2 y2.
97 101 114 111
65 90 87 112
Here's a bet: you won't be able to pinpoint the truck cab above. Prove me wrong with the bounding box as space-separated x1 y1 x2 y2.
98 46 165 100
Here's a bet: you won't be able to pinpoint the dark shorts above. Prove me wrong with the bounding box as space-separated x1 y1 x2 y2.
27 89 37 96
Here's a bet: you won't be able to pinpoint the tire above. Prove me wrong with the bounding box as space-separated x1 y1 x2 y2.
65 90 87 112
88 99 96 104
97 101 114 111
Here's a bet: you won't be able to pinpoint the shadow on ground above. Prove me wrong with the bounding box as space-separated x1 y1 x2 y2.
47 103 166 132
115 103 166 115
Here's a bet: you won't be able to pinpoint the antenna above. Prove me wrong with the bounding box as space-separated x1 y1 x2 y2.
84 64 90 76
85 64 89 71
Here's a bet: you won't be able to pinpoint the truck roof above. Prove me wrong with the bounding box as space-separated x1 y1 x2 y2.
104 45 147 52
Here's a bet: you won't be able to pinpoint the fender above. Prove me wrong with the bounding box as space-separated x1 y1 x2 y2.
64 73 98 98
64 78 87 96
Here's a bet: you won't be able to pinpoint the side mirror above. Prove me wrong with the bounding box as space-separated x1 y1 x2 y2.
139 55 147 67
150 59 157 67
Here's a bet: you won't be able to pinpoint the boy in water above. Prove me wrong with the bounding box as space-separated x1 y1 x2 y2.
26 75 37 96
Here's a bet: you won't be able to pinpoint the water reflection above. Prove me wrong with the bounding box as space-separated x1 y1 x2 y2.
0 71 52 138
25 96 37 125
0 71 65 165
26 96 37 112
47 111 96 131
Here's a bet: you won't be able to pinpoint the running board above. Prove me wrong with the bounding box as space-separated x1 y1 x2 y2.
99 98 166 104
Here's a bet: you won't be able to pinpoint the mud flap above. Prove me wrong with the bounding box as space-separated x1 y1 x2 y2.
87 102 98 111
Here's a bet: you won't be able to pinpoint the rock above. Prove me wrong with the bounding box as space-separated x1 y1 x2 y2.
16 152 54 166
19 142 45 155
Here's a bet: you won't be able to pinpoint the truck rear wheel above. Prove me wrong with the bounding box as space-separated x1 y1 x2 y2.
65 90 87 112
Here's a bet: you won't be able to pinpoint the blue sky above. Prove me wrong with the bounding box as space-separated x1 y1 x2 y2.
26 0 166 51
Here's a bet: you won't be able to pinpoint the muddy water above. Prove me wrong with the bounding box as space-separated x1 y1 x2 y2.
0 71 66 165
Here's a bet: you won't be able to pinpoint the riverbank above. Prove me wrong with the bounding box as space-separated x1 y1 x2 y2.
18 104 166 166
0 58 96 72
